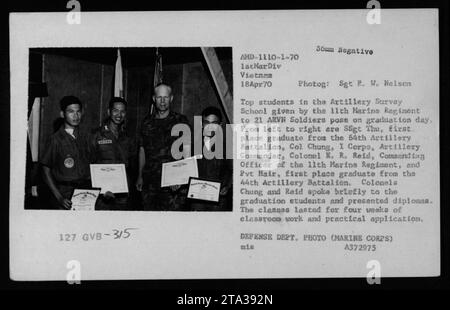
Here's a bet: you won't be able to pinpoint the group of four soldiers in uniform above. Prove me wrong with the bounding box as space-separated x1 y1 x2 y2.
40 83 232 211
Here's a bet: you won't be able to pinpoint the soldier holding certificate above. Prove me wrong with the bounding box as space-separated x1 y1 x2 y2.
189 107 232 211
40 96 92 210
90 97 135 210
136 83 191 211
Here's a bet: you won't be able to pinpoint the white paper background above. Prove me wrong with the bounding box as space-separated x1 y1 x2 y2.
10 10 439 280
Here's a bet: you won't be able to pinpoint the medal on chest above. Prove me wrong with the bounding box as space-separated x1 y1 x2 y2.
64 155 75 168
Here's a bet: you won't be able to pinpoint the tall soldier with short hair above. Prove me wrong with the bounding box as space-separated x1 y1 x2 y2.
40 96 92 210
136 83 191 211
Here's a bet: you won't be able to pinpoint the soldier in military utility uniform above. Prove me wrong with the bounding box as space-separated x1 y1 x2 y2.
190 106 232 211
136 83 191 211
41 96 92 210
90 97 135 210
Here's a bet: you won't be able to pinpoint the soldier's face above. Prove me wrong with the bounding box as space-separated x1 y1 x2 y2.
153 86 173 113
202 114 220 137
61 104 82 128
109 102 127 125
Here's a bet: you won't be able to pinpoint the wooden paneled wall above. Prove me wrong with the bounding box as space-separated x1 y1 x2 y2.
39 53 232 160
40 54 113 157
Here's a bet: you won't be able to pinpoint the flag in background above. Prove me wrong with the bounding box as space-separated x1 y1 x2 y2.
114 48 123 97
151 48 163 115
153 47 163 88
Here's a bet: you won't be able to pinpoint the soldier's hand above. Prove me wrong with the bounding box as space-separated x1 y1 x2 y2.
136 176 143 192
219 186 229 196
170 185 181 192
58 196 72 210
104 191 115 200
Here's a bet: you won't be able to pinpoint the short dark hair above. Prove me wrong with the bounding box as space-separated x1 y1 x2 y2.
109 97 127 110
60 96 82 112
201 106 222 122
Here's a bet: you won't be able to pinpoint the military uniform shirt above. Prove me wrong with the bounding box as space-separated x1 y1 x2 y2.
90 124 134 168
40 126 91 183
138 111 190 186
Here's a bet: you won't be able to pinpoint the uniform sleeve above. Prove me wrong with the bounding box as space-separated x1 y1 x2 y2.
127 134 138 160
88 130 99 164
178 114 192 157
137 131 144 148
39 136 56 168
179 114 191 128
137 119 146 148
222 158 233 190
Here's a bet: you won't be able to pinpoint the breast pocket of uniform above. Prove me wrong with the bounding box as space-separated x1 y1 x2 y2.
97 139 114 160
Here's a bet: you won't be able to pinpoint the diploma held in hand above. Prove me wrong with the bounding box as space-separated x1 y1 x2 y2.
161 157 198 187
90 164 129 194
71 189 100 211
187 178 221 202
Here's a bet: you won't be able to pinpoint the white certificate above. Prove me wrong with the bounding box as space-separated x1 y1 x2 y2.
187 178 221 202
161 157 198 187
71 189 100 211
90 164 128 194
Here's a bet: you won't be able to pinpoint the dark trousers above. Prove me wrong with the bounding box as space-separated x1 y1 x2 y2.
141 183 188 211
190 195 229 211
95 195 129 211
49 184 74 210
50 181 91 210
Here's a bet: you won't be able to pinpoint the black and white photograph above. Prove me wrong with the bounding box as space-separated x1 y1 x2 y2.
4 4 446 290
25 47 233 212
